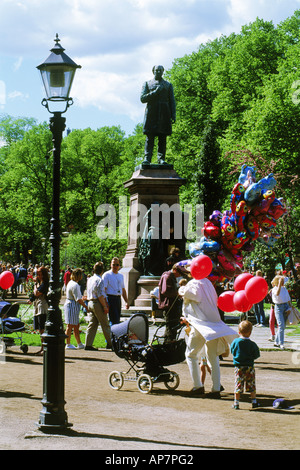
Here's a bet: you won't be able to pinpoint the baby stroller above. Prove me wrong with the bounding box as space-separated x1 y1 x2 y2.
108 313 186 394
0 301 28 354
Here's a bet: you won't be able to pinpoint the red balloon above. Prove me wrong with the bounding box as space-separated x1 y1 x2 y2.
0 271 15 290
233 290 253 312
245 276 268 304
190 255 212 280
234 272 253 292
217 291 235 312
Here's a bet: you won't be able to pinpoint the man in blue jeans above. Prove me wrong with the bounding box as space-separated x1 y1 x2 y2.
103 257 129 325
253 271 266 326
254 300 266 326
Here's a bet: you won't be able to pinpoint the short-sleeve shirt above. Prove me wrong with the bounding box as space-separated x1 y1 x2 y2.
86 274 106 300
66 280 82 302
271 286 291 304
102 270 124 296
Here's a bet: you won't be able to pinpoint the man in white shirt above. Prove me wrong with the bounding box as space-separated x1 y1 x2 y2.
85 262 112 350
102 257 129 325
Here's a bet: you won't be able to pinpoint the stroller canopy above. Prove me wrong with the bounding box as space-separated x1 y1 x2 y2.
111 314 149 344
0 301 19 319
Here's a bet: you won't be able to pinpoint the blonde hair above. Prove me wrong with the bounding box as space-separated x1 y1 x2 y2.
256 270 263 276
271 275 284 295
271 275 284 287
238 320 253 337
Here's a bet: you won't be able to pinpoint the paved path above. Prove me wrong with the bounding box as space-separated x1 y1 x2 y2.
1 297 299 451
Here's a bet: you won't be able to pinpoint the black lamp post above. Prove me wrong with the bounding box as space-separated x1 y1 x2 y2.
37 34 81 431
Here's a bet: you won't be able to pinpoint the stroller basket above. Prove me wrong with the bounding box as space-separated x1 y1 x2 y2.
151 339 186 366
150 320 186 366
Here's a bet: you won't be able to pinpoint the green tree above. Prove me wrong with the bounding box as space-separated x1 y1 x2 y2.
61 229 127 272
60 126 126 232
0 121 52 262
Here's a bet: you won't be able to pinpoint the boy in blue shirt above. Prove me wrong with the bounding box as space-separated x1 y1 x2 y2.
230 320 260 409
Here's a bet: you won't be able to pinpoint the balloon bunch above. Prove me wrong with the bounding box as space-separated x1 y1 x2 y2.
217 272 268 313
0 271 15 290
189 164 287 283
178 256 269 313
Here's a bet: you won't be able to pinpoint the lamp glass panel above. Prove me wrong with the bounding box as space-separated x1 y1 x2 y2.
40 66 75 101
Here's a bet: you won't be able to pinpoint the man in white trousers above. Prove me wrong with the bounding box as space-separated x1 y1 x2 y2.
179 277 237 397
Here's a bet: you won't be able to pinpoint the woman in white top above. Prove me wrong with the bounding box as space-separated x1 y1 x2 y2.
64 268 89 349
271 275 292 349
179 277 237 396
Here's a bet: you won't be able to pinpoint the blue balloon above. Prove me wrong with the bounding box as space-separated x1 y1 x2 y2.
245 174 277 204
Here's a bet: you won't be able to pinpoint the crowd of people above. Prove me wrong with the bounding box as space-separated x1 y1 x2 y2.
0 254 299 409
0 258 129 354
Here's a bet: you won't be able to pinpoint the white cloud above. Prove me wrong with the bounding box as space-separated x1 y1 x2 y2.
72 28 216 121
0 80 5 108
8 90 29 101
13 57 23 71
227 0 300 30
0 0 299 131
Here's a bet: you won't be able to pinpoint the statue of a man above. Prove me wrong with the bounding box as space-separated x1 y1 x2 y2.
140 65 176 165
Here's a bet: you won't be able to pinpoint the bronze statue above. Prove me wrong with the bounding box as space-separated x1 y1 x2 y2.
140 65 176 165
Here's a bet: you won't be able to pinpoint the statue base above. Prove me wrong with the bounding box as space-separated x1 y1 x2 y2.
121 165 186 307
134 276 160 308
135 162 173 171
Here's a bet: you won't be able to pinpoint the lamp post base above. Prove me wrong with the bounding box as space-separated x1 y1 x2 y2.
37 330 72 432
37 422 73 433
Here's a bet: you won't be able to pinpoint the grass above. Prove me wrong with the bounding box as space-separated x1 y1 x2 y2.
6 331 107 349
6 303 107 349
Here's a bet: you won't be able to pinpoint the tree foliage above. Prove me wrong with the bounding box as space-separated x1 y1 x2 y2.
167 11 300 274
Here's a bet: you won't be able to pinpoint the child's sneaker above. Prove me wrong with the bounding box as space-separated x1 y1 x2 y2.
77 343 85 349
232 403 239 410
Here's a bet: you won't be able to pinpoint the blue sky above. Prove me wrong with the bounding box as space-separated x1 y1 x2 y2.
0 0 299 136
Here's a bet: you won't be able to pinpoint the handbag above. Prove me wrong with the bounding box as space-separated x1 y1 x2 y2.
288 306 300 325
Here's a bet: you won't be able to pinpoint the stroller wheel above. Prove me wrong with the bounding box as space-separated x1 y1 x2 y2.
164 372 180 390
137 374 153 394
108 371 124 390
20 344 28 354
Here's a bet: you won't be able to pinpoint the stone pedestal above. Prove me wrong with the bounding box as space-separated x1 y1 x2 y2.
120 163 185 307
135 276 160 308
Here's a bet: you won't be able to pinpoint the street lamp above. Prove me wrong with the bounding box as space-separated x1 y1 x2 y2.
36 34 81 431
41 237 46 266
